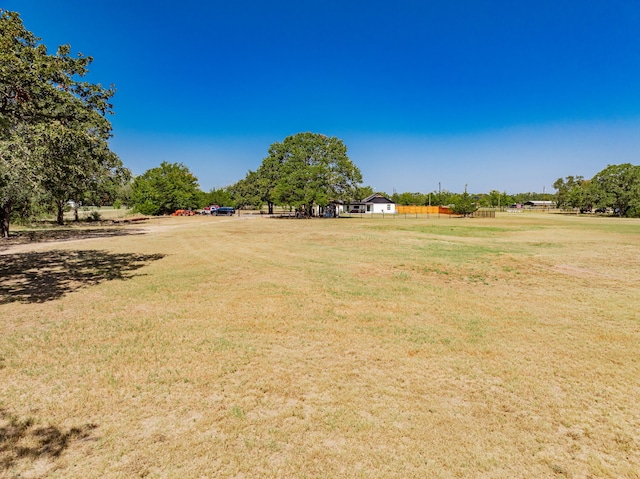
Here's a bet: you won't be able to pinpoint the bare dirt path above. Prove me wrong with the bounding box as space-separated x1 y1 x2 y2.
0 215 253 255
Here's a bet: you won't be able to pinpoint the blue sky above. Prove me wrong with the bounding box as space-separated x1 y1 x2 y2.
6 0 640 194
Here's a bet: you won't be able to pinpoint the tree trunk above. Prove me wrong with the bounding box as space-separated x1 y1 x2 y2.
268 201 274 215
74 205 79 221
1 200 11 238
56 200 65 225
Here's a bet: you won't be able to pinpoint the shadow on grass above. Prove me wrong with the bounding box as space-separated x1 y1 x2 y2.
0 409 97 472
0 227 147 250
0 250 165 304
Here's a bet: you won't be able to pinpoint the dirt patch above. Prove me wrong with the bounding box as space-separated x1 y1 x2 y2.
553 264 600 278
0 227 149 254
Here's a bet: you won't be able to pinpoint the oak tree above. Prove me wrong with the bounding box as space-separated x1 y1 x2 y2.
1 10 124 235
263 132 362 216
131 162 201 215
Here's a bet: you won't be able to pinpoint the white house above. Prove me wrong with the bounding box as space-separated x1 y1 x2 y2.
344 193 396 214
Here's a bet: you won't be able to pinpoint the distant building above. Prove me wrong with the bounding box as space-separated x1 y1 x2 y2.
523 201 555 208
344 193 396 214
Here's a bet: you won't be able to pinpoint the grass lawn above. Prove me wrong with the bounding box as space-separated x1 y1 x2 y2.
1 213 639 478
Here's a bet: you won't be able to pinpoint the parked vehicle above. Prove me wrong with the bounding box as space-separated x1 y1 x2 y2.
213 206 235 216
171 209 196 216
200 205 219 215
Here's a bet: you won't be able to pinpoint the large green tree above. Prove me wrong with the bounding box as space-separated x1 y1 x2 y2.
261 132 362 216
590 163 640 217
131 161 201 215
554 165 640 216
37 114 126 224
0 10 124 236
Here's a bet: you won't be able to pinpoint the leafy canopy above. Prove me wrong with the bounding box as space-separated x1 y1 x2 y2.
236 132 362 214
1 9 125 235
131 161 201 215
554 164 640 216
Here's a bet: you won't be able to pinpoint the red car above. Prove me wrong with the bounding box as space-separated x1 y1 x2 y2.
171 209 196 216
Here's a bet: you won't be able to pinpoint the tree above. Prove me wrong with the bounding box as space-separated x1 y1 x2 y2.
0 127 36 236
479 189 511 209
394 192 427 206
36 116 127 224
427 189 455 207
553 176 586 209
450 186 479 217
229 170 263 209
266 132 362 216
590 163 640 217
1 10 123 236
131 162 200 215
355 185 375 201
202 187 233 208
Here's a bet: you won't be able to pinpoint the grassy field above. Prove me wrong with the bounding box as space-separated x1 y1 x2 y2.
1 213 639 478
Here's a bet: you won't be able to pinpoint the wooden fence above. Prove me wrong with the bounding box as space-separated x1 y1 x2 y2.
470 209 496 218
396 205 452 215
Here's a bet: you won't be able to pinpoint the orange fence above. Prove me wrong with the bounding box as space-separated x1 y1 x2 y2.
396 205 452 215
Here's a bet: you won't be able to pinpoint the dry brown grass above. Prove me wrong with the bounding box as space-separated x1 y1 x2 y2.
1 213 639 478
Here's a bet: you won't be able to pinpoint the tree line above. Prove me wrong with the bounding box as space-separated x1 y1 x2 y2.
130 159 640 219
130 132 366 216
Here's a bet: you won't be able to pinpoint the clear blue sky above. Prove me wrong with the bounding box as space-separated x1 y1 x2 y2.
6 0 640 194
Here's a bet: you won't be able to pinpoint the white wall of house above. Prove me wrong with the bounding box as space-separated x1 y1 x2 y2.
370 203 396 214
344 203 396 214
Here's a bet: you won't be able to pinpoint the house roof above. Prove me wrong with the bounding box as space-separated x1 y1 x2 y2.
361 193 395 204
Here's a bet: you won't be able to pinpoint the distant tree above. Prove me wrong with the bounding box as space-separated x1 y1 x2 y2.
553 176 586 209
451 186 479 217
355 185 375 201
85 169 132 208
479 190 511 208
590 163 640 217
203 187 233 208
112 181 133 208
131 162 200 215
229 170 263 209
395 192 427 205
255 132 362 216
428 189 455 207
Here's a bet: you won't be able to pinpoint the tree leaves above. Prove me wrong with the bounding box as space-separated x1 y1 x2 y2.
131 162 201 215
554 164 640 216
0 10 125 235
247 132 362 215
